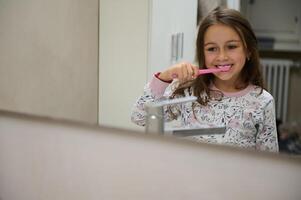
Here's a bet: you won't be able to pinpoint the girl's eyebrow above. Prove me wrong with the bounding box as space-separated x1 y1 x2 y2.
204 39 241 46
204 42 216 46
227 39 241 43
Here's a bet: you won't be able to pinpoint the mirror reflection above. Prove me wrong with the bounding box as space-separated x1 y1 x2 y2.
0 0 300 155
132 6 280 153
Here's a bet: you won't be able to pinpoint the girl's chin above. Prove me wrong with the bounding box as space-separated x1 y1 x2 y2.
214 74 234 81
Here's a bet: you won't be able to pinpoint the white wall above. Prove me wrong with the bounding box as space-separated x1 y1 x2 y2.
0 0 99 124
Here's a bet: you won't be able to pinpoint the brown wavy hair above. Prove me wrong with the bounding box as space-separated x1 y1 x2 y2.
171 7 264 105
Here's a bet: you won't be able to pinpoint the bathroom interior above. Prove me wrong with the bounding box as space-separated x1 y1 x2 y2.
0 0 301 199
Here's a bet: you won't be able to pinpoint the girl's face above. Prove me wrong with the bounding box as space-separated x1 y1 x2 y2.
204 23 248 86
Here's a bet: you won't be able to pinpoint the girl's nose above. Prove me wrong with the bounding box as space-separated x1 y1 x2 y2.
217 50 229 61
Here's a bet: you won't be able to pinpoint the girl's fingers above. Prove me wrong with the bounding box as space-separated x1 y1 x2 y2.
168 62 199 81
186 64 198 79
181 64 188 81
192 65 199 78
187 64 195 79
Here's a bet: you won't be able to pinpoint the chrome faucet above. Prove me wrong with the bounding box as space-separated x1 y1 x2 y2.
145 96 197 134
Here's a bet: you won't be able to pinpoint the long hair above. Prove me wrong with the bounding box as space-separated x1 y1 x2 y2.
171 7 264 105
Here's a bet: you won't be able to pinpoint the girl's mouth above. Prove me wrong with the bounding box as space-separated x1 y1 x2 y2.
215 64 232 72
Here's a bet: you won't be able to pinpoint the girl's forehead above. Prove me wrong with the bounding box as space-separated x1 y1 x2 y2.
204 24 241 42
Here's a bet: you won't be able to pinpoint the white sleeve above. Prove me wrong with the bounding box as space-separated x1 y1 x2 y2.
131 76 181 127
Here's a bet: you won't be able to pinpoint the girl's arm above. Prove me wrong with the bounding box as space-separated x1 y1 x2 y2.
131 62 198 127
255 98 279 152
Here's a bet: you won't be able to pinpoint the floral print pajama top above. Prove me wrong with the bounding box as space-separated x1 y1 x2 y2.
131 75 279 152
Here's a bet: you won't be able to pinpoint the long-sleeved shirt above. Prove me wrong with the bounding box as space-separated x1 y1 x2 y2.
131 75 279 152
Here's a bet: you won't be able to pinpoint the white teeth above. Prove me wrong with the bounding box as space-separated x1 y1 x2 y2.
216 65 231 69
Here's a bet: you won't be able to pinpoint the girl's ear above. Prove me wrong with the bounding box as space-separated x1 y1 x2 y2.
246 51 251 60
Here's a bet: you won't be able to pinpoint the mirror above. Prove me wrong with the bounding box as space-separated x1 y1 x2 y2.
0 0 300 155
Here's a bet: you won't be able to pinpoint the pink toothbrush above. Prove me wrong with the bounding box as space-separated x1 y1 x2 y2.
198 65 231 75
171 65 231 79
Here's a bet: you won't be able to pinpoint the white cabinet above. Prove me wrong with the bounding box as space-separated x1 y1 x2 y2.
148 0 198 78
241 0 301 51
99 0 198 130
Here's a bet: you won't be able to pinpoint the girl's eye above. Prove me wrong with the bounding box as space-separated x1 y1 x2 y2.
206 47 217 52
228 45 237 49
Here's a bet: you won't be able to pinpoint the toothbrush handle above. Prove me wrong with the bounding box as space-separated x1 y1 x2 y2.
198 68 221 75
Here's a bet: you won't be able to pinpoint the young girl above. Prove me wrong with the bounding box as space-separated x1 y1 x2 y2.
131 7 279 152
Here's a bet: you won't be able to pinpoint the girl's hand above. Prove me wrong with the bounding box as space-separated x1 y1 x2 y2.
158 62 199 82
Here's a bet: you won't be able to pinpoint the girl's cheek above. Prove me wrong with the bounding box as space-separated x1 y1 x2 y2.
229 49 246 59
205 54 216 64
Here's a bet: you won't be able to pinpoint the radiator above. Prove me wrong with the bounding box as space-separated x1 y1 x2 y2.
261 59 293 123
